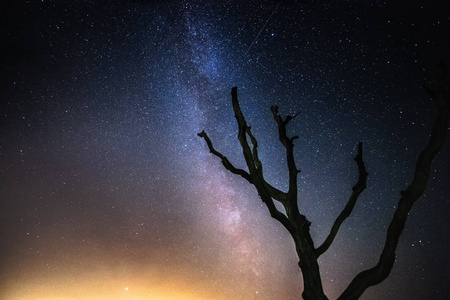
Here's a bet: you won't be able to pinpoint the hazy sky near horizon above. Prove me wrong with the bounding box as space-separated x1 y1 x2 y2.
1 0 449 299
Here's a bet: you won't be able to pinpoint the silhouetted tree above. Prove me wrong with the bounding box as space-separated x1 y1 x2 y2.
198 63 449 300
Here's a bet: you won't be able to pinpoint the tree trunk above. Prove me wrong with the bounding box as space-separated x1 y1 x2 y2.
294 232 328 300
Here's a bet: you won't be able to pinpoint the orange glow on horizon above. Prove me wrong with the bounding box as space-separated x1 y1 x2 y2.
3 272 228 300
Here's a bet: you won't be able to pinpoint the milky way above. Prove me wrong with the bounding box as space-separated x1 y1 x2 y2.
1 1 449 299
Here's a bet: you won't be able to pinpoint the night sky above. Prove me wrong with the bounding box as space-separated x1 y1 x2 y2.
1 0 449 299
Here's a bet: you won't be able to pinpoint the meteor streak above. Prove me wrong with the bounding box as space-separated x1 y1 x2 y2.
244 2 281 56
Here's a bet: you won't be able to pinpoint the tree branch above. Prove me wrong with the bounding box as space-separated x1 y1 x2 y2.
230 87 294 232
270 105 300 201
246 126 263 174
231 87 260 178
315 142 368 257
197 130 253 183
198 125 292 232
338 63 450 300
261 193 296 234
264 181 288 203
245 125 289 203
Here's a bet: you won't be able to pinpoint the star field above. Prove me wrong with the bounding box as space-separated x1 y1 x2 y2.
1 0 449 299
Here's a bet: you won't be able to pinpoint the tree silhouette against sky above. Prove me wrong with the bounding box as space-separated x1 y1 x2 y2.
198 64 449 300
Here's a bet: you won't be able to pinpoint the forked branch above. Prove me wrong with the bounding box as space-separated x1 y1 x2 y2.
338 62 450 300
199 88 293 231
315 142 368 257
270 105 300 202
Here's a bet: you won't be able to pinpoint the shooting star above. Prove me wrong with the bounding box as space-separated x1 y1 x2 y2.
244 2 281 56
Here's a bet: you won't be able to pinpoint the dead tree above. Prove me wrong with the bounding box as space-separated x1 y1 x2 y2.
198 63 449 300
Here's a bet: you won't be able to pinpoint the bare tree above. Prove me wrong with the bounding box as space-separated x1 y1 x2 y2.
198 64 449 300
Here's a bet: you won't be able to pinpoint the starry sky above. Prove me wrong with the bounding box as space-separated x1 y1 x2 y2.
1 0 449 299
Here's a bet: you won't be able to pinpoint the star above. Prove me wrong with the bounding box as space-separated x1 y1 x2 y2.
1 1 448 299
